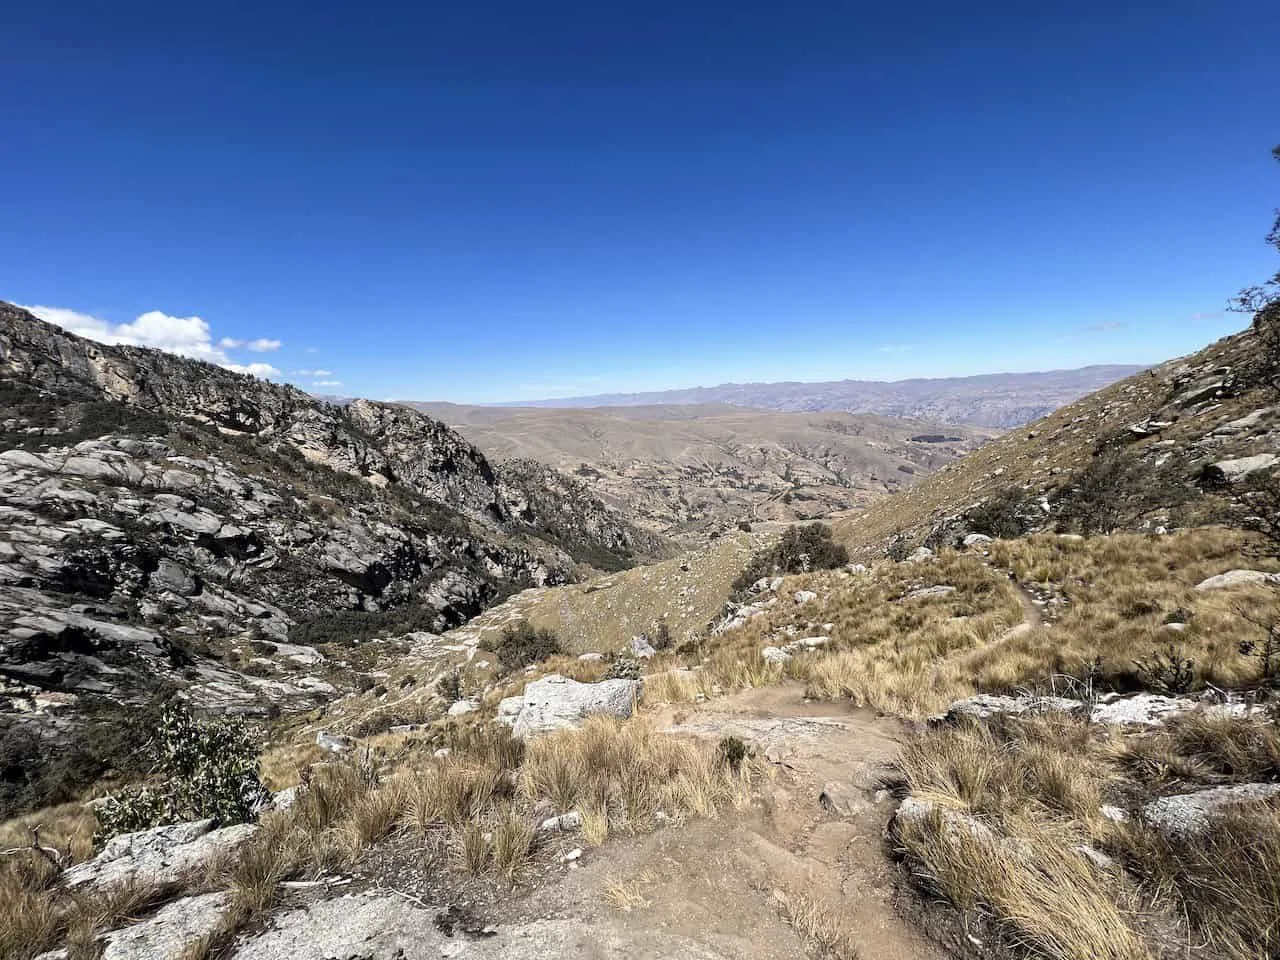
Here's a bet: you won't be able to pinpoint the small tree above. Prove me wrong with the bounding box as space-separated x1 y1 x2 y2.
1230 145 1280 388
95 705 266 843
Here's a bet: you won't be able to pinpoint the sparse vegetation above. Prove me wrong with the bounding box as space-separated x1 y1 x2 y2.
494 621 562 671
731 523 848 597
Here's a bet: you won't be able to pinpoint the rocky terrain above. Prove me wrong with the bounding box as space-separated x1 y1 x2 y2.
498 365 1145 428
3 308 1279 960
0 302 666 811
834 321 1280 555
407 402 989 541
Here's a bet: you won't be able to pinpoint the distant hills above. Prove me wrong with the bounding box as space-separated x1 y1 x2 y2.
404 402 990 542
501 365 1147 429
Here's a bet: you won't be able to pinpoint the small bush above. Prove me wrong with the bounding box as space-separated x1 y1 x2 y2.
965 488 1030 540
716 736 748 772
94 706 267 843
731 524 848 596
1132 644 1196 695
494 622 560 671
605 656 641 681
436 669 463 703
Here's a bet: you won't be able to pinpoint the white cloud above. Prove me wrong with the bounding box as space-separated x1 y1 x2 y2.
246 338 281 352
226 362 283 377
292 368 334 377
311 379 343 388
24 304 283 379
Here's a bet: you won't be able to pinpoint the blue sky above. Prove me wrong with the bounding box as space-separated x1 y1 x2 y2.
1 1 1276 402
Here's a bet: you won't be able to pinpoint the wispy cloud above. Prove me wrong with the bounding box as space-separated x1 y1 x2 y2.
311 379 343 388
1081 320 1126 333
24 304 282 379
292 368 334 377
877 344 912 354
220 336 282 352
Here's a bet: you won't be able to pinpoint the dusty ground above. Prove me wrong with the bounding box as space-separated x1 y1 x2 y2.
249 683 943 960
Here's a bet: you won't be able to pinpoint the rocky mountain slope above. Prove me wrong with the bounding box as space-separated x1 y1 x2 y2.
499 365 1145 428
0 302 665 810
406 402 990 541
832 320 1273 555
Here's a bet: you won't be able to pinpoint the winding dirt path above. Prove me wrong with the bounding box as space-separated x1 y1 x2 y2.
503 683 947 960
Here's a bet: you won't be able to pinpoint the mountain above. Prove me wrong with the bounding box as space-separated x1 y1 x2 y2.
832 322 1271 554
0 301 665 811
404 402 991 542
501 365 1146 428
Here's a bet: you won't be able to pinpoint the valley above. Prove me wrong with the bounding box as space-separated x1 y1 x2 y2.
2 302 1280 960
407 401 991 542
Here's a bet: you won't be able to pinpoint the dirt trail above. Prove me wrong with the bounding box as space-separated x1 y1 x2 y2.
502 683 946 960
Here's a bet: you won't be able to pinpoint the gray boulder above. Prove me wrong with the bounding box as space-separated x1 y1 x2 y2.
1090 693 1195 726
1143 783 1280 837
903 585 956 601
1195 569 1280 591
941 694 1082 722
1202 453 1279 486
63 819 257 890
500 674 640 738
36 891 230 960
315 730 355 753
228 892 734 960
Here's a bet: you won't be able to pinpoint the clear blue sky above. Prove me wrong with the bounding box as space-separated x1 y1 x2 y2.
1 1 1276 401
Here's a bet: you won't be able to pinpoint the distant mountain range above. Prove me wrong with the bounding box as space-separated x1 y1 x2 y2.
404 402 991 542
501 365 1148 429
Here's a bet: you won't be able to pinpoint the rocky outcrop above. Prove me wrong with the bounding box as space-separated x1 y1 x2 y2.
1194 569 1280 590
36 891 230 960
0 303 671 806
63 818 257 890
227 892 735 960
1143 783 1280 837
498 674 640 738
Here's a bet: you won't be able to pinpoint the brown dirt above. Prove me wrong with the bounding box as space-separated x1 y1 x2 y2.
490 683 946 960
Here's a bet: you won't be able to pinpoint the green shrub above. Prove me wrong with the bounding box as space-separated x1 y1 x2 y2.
494 622 560 671
716 736 748 772
731 523 848 597
605 656 641 681
964 488 1030 539
93 705 267 844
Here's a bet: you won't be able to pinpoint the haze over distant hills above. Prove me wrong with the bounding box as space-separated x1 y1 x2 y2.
501 365 1147 429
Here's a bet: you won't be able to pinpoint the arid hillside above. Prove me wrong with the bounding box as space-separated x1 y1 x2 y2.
406 401 991 541
831 321 1277 556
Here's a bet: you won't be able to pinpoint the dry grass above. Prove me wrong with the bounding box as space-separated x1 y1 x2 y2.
519 716 755 830
1114 806 1280 960
895 709 1280 960
602 876 651 912
896 807 1150 960
984 529 1280 692
770 887 861 960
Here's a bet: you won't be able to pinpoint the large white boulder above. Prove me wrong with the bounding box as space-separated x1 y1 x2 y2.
1203 454 1279 485
63 819 257 890
1195 569 1280 591
36 892 230 960
499 674 640 738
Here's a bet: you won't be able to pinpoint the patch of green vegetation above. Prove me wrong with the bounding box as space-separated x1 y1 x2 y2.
93 705 267 843
731 522 848 597
494 621 561 671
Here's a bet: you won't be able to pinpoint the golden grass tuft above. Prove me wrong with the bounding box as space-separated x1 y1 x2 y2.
770 887 861 960
519 716 754 831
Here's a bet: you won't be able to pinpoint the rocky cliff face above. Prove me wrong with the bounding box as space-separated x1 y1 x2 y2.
0 302 663 812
